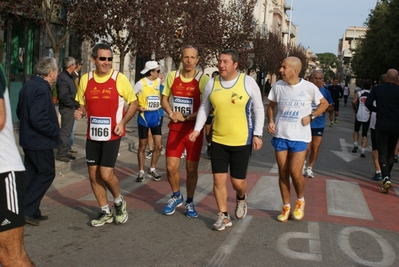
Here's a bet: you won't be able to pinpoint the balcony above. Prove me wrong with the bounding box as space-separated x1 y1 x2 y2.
273 7 283 17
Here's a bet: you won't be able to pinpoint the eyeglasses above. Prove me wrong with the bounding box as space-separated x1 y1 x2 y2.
98 57 113 62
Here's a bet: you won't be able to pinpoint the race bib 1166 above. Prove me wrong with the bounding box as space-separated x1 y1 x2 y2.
89 116 111 141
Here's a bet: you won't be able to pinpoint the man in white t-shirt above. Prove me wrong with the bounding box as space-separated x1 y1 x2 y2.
267 57 328 223
0 67 34 266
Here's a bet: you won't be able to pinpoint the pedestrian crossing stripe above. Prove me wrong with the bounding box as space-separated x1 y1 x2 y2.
42 170 399 232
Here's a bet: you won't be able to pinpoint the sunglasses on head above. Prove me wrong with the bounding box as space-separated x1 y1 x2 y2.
98 57 113 62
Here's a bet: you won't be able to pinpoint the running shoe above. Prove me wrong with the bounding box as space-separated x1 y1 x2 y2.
352 146 358 153
212 212 232 231
380 177 392 194
395 155 398 163
136 172 145 182
147 169 161 181
91 211 114 227
145 151 153 159
114 197 128 224
293 199 305 220
334 118 338 123
329 122 333 127
235 195 247 219
160 147 165 155
185 202 198 218
372 173 383 181
163 194 184 215
360 153 366 158
304 167 314 178
302 160 306 176
277 205 291 222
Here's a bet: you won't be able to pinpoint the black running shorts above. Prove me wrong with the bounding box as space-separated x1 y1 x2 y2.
210 141 252 179
0 171 26 232
86 138 121 167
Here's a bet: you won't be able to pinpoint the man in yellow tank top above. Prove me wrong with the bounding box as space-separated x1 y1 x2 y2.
189 49 265 231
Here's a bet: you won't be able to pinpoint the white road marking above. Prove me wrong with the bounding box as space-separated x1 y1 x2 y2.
247 176 282 211
331 138 359 162
277 222 322 262
206 216 253 267
338 227 395 266
326 180 373 220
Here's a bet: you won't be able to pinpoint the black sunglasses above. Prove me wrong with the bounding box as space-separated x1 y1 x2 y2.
98 57 113 62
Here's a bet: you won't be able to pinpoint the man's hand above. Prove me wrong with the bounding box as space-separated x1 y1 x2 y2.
167 111 177 123
267 122 276 135
175 112 185 122
301 115 312 126
74 108 84 120
189 130 200 142
114 123 124 136
253 137 263 151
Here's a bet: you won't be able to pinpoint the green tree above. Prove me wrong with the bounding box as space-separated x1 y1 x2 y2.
351 0 399 80
316 52 337 80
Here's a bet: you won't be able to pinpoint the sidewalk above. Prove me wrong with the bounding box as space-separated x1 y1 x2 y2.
13 114 171 175
13 95 270 174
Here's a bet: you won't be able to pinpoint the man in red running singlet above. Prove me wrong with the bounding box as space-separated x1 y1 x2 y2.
161 45 209 218
74 43 138 227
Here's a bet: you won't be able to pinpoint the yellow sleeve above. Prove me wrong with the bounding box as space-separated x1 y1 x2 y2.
199 73 210 95
76 73 89 105
162 71 177 97
116 73 137 104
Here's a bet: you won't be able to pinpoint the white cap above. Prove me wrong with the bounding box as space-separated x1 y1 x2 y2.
140 61 159 74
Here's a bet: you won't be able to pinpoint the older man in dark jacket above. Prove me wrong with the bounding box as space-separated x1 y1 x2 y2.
17 57 61 226
56 57 78 162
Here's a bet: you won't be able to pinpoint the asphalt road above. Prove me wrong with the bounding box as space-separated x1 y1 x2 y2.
22 95 399 267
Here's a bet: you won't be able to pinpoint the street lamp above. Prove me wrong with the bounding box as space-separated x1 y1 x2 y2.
286 0 294 56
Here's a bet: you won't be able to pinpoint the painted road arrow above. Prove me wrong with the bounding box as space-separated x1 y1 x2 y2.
331 138 359 162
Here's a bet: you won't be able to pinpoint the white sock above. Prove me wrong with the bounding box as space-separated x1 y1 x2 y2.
284 203 291 208
114 195 122 205
101 205 110 214
354 142 358 147
361 148 365 153
139 170 144 174
297 197 305 201
150 167 155 172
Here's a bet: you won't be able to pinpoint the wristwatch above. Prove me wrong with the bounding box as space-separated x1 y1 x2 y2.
253 135 262 139
309 114 316 121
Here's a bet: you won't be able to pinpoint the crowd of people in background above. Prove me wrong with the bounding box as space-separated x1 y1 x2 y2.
2 42 399 266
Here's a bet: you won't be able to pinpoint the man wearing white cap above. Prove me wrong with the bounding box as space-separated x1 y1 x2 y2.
133 61 163 182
